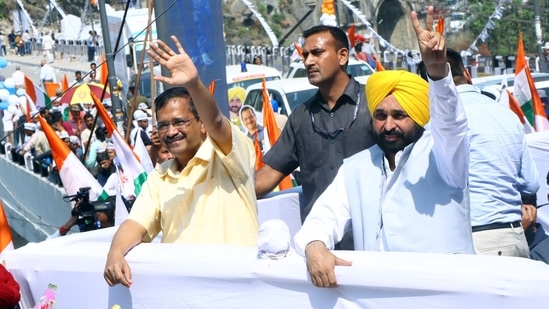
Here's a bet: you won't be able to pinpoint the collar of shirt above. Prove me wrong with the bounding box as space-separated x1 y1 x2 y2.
158 136 212 178
315 75 361 112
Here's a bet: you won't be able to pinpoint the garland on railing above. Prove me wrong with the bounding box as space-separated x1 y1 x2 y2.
465 0 512 55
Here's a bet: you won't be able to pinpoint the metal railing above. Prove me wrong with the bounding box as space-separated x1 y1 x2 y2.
24 40 537 78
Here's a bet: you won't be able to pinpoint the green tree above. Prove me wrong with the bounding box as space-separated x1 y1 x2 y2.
468 0 540 55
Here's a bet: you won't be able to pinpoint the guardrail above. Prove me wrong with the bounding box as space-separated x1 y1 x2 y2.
22 40 538 77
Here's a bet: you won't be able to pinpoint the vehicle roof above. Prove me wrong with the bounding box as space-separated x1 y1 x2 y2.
245 77 317 92
472 73 549 88
226 64 282 82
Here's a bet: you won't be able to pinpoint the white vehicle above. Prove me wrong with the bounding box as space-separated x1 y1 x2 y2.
449 12 466 33
107 8 158 100
472 73 549 97
284 58 375 85
243 78 318 119
226 63 282 90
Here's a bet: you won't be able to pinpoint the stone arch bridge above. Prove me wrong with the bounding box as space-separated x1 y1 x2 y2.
325 0 432 52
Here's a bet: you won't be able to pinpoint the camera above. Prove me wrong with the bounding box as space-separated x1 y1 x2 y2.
63 187 114 232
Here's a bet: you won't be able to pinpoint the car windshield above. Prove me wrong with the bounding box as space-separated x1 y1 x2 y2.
347 63 375 77
287 89 318 111
227 76 281 90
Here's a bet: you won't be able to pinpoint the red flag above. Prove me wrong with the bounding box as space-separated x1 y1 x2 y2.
0 200 14 255
61 74 69 92
261 77 293 190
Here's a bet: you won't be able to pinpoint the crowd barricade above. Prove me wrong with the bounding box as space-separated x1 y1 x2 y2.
35 41 529 76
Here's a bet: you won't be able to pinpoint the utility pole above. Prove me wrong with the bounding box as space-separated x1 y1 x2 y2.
97 0 125 134
153 0 171 83
534 0 547 72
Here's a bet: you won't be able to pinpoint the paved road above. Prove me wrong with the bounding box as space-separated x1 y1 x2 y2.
1 53 95 87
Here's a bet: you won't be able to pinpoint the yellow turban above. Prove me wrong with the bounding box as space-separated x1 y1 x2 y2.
366 70 430 127
228 87 246 102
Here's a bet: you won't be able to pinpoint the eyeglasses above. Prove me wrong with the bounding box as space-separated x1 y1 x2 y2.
310 95 360 138
156 117 197 133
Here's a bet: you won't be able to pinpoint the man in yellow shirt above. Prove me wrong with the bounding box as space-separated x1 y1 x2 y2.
104 35 258 288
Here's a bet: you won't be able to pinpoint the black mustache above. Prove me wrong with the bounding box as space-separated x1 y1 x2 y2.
380 129 404 138
164 134 185 143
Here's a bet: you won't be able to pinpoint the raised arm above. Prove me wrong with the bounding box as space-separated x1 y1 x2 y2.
412 6 469 188
148 36 233 155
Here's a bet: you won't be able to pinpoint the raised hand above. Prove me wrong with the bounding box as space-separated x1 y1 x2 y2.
411 6 448 79
147 35 199 87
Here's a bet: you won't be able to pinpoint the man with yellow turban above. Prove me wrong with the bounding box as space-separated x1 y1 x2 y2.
228 87 246 129
295 6 475 288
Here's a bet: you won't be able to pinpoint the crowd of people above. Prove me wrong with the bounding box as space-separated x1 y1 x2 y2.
101 6 549 289
1 7 549 301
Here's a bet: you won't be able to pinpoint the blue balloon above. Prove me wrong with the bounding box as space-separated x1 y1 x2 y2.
0 58 7 69
0 82 4 89
0 102 8 111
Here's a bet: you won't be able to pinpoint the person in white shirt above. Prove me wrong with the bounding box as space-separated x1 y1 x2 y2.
294 6 474 288
12 65 25 88
40 59 56 89
41 32 55 63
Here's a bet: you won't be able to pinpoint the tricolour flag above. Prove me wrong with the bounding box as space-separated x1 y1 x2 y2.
0 200 14 256
514 32 549 132
92 93 148 197
37 115 107 201
24 75 51 110
498 73 535 133
262 77 293 190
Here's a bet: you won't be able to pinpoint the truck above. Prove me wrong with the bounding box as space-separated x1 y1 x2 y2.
106 7 161 107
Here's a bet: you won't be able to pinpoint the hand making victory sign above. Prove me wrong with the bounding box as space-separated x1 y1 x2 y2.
411 6 448 80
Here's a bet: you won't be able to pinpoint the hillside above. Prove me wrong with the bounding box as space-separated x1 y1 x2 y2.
2 0 318 48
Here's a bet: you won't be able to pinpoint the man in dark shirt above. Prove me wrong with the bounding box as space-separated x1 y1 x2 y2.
255 25 375 248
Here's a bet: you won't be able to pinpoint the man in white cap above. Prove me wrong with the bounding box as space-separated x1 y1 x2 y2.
69 135 83 160
361 33 378 67
19 122 50 156
130 110 152 151
137 102 151 117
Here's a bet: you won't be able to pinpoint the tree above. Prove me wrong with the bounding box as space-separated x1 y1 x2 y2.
468 0 540 55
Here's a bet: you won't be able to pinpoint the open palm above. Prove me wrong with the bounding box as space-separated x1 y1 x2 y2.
148 35 199 86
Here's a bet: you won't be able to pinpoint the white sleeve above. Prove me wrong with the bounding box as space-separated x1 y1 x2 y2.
294 165 351 256
428 65 469 189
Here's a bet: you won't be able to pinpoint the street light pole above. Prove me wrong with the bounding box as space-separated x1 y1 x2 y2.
97 0 125 134
534 0 547 72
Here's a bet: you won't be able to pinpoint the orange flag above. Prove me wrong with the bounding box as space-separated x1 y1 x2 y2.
44 82 60 98
99 53 108 86
91 92 116 135
253 134 263 171
347 25 355 48
0 200 14 255
375 57 385 71
209 80 216 95
61 74 69 92
261 77 293 190
293 42 303 60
